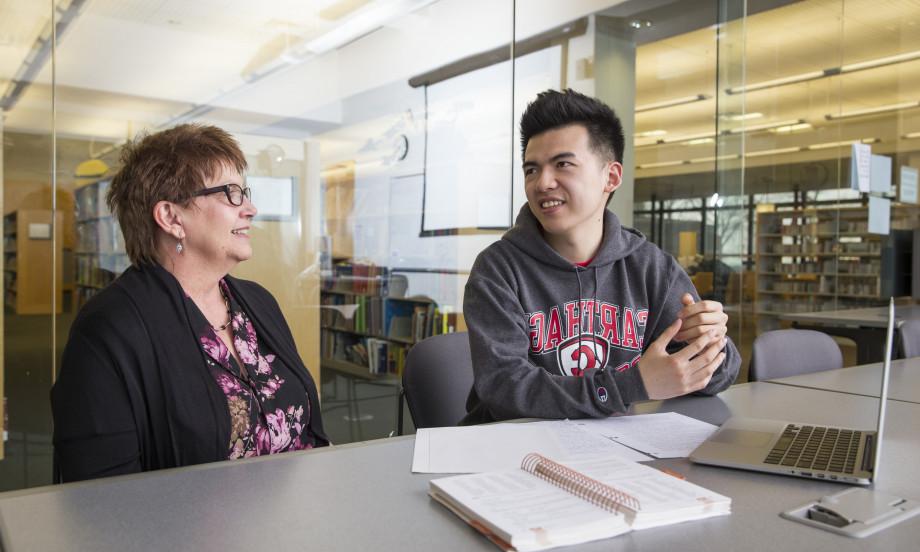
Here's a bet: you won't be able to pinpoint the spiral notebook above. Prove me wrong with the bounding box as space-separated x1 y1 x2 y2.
429 453 731 551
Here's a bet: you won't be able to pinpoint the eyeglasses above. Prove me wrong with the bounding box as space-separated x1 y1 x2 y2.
192 183 252 206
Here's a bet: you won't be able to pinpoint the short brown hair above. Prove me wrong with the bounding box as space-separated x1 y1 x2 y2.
107 124 247 266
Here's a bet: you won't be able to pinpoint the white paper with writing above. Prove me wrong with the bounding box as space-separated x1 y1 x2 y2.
851 143 872 192
412 420 648 473
571 412 719 458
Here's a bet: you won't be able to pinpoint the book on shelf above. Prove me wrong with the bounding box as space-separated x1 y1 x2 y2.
430 452 731 552
322 261 391 296
321 329 412 376
411 303 436 342
430 308 463 335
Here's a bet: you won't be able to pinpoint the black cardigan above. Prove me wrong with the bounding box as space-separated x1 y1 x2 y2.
51 263 328 482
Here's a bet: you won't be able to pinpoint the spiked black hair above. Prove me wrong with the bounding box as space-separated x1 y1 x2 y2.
520 88 624 164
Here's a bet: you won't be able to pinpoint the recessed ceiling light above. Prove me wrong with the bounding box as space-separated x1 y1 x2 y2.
636 129 667 138
903 131 920 139
629 19 652 29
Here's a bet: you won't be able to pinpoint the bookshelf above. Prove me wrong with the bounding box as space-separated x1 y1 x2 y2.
320 262 462 382
754 205 918 320
73 178 129 310
3 209 63 314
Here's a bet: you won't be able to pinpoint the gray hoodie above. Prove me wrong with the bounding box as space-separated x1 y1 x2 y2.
461 205 740 424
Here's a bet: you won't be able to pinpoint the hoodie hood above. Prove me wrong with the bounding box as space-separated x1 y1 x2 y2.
502 204 647 269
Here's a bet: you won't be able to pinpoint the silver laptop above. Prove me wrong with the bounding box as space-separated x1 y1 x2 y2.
689 299 895 485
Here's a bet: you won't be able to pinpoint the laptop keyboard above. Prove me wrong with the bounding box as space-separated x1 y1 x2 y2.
763 424 861 474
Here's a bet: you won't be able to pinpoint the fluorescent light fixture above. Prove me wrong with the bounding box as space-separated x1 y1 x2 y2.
304 0 437 54
636 160 685 170
840 50 920 72
636 138 880 170
824 101 920 120
728 49 920 95
688 154 741 164
168 0 436 127
1 0 87 111
903 132 920 139
772 122 813 133
808 138 878 150
651 119 807 145
636 94 710 113
636 129 668 138
722 112 763 121
745 147 803 158
727 71 826 94
659 131 716 144
726 119 806 134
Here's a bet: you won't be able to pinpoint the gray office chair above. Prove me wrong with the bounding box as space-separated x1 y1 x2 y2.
400 331 474 432
898 319 920 358
748 329 843 381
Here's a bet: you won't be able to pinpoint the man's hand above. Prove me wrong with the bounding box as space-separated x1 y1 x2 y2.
637 318 726 400
675 293 728 343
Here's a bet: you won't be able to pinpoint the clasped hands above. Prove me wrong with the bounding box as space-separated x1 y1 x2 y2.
638 293 729 400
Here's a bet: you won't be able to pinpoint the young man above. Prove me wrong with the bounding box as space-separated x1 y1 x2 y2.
461 89 740 424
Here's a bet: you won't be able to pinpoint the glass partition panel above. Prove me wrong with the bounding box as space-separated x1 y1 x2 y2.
50 0 516 447
1 0 55 489
14 0 914 492
744 0 920 367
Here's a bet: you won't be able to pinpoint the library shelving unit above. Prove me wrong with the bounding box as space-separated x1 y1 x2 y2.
320 262 463 440
73 178 129 310
3 209 63 314
754 204 918 323
320 263 460 382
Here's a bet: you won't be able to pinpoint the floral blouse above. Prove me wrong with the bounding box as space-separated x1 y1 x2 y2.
190 280 318 459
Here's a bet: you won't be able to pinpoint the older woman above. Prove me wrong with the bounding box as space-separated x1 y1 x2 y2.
52 124 328 482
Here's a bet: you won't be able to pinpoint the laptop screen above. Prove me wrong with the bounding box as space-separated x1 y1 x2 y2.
871 299 895 477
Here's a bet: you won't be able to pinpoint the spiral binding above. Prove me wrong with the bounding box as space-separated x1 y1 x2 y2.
521 453 641 514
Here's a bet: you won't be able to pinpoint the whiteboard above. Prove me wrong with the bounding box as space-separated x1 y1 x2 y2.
422 46 562 232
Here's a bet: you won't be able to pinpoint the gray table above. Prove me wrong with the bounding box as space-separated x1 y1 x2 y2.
779 305 920 364
1 383 918 551
765 358 920 404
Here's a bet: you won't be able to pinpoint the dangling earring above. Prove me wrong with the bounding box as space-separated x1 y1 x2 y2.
176 240 184 254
